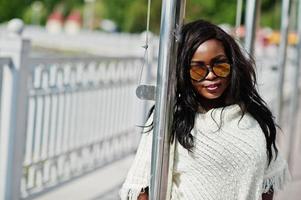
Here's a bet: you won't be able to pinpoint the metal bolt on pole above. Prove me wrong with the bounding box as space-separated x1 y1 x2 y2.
150 0 186 199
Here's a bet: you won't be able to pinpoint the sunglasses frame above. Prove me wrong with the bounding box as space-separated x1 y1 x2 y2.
189 62 231 82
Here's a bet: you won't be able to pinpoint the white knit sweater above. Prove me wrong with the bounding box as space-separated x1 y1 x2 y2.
119 104 290 200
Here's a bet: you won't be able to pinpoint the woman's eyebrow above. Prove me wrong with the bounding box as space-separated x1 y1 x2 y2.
191 55 228 63
213 54 228 60
211 55 228 63
190 60 205 64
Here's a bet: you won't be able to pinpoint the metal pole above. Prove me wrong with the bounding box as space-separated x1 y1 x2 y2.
244 0 261 56
235 0 243 30
150 0 185 199
275 0 292 125
287 0 301 169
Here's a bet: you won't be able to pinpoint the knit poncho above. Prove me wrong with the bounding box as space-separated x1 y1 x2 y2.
119 104 290 200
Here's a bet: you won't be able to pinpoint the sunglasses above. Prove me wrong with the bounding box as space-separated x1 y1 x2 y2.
189 62 231 82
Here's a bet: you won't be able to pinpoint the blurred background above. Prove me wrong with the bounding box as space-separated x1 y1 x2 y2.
0 0 288 32
0 0 300 199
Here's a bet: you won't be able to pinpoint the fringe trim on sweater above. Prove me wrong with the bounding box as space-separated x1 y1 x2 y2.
262 163 291 193
119 185 147 200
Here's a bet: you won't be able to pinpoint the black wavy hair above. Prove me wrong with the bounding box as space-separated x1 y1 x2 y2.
174 19 278 164
148 19 278 164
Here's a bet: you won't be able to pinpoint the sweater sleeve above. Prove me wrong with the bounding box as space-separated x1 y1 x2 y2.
119 116 153 200
262 150 291 193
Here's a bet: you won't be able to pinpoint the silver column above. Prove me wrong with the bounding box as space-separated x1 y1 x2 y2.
244 0 261 56
150 0 186 199
275 0 292 125
287 0 301 167
235 0 243 30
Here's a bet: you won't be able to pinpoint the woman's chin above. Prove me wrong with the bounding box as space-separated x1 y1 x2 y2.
202 93 223 100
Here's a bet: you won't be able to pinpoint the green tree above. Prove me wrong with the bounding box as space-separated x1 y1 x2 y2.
122 0 161 33
0 0 33 22
23 1 48 25
260 0 281 29
0 0 284 32
185 0 237 25
102 0 132 31
123 1 147 33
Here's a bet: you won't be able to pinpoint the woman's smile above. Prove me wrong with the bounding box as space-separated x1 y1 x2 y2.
204 82 221 92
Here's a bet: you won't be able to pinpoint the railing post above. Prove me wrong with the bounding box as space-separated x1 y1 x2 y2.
287 0 301 170
235 0 243 30
0 19 31 200
275 0 292 124
244 0 261 56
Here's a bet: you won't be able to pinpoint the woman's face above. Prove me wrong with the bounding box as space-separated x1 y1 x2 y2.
190 39 230 100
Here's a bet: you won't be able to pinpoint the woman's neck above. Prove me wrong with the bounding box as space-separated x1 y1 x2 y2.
198 97 226 112
201 98 225 112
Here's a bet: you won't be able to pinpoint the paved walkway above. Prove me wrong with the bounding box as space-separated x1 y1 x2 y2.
33 156 134 200
275 97 301 200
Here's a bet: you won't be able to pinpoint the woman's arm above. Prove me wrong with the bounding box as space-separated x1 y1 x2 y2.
137 187 149 200
137 193 148 200
119 116 153 199
262 192 273 200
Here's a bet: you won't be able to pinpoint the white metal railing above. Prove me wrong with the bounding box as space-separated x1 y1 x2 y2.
22 56 147 198
0 19 156 200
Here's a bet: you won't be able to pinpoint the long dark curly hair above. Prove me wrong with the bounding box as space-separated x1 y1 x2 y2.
149 19 278 164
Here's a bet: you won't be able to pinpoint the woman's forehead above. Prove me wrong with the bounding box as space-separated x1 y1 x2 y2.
192 39 226 61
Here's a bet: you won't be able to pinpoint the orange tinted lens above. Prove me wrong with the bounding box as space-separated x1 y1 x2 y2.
190 66 207 81
213 63 231 77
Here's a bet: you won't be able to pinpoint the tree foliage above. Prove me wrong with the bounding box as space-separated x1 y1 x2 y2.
185 0 237 25
0 0 31 22
100 0 281 33
0 0 282 33
101 0 133 31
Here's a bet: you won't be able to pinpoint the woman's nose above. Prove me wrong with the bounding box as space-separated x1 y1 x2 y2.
205 70 217 80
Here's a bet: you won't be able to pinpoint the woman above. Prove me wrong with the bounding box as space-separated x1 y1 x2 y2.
120 20 290 200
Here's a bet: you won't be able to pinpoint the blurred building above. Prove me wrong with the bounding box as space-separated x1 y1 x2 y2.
65 10 82 35
46 11 64 34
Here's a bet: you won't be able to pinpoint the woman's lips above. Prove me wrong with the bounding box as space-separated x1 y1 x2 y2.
204 83 221 92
